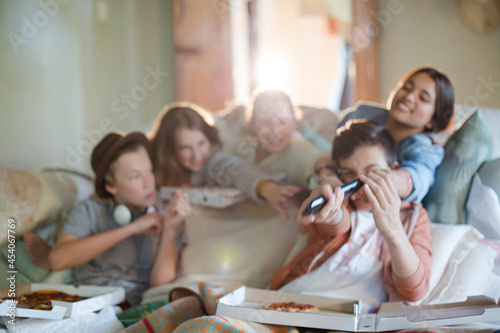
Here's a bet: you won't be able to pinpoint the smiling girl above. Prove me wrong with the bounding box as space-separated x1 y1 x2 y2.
317 67 455 202
150 102 302 218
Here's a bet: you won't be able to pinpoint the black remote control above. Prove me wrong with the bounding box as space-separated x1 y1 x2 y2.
302 179 364 216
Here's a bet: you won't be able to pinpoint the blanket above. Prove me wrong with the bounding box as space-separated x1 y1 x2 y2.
121 282 299 333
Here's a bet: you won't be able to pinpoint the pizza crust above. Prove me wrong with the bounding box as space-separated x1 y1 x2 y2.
265 301 319 312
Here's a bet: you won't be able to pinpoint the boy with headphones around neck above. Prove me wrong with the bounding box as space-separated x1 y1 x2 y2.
49 131 191 306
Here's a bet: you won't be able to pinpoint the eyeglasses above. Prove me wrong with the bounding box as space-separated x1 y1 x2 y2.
336 166 392 184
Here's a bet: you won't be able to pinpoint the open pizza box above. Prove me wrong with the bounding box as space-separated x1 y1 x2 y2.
159 186 247 208
216 286 500 332
0 283 125 320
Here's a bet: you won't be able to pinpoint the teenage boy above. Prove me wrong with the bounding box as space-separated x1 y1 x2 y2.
49 131 191 306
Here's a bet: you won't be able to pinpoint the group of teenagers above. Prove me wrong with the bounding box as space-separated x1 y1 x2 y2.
25 66 455 332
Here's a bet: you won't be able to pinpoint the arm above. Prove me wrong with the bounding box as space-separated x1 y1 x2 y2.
361 170 431 301
397 134 445 202
386 207 432 302
50 212 161 271
256 180 301 219
361 171 420 277
206 150 302 217
150 190 191 287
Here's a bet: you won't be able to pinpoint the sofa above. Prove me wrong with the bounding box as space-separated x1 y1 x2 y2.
1 103 500 331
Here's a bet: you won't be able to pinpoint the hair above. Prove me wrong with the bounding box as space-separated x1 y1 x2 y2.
104 141 150 187
332 120 397 166
244 89 302 127
149 102 222 186
387 67 455 132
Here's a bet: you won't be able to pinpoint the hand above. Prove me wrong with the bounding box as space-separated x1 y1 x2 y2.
359 170 402 238
130 211 161 235
297 183 344 226
259 181 302 219
320 173 344 189
164 190 191 231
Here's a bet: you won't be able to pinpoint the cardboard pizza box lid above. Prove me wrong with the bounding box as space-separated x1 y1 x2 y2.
216 286 500 332
0 283 125 320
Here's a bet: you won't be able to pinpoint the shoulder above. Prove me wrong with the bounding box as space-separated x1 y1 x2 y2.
76 198 107 212
69 199 108 223
398 134 444 155
338 101 388 128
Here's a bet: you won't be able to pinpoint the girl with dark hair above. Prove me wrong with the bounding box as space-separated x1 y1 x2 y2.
150 102 302 218
317 67 455 203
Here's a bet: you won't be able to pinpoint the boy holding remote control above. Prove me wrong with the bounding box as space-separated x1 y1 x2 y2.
270 120 433 313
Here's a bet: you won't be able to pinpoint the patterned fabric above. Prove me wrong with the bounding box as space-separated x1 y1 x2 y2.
0 168 77 244
121 282 299 333
123 296 205 333
174 316 300 333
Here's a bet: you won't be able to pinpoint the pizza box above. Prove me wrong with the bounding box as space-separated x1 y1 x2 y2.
0 283 125 320
216 286 500 332
159 187 247 208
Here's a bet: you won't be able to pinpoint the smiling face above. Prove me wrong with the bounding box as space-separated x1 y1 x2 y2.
175 128 211 172
389 72 437 132
337 144 390 210
105 146 156 210
250 99 295 153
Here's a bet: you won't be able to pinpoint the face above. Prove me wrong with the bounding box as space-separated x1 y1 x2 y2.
337 144 390 210
105 146 156 209
175 128 211 172
250 100 294 153
389 72 436 131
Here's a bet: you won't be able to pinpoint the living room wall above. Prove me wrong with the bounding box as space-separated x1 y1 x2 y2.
0 0 176 173
377 0 500 109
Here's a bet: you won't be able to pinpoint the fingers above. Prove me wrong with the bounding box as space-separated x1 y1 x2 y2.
279 185 302 198
168 191 191 217
297 190 319 225
362 181 380 211
359 170 395 206
316 186 343 222
270 200 289 220
320 174 343 189
296 184 343 225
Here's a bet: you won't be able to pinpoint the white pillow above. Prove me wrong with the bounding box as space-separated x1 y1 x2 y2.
467 174 500 240
417 224 495 305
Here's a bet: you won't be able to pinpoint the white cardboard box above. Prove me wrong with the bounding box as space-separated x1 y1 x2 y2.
0 284 125 320
216 286 500 332
159 187 247 208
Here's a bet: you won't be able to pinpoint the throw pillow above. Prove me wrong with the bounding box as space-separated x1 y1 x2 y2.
467 174 500 240
478 157 500 198
0 168 80 244
423 109 492 224
417 224 495 305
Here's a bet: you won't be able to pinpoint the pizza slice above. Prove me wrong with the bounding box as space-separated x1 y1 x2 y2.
1 290 87 310
264 301 319 312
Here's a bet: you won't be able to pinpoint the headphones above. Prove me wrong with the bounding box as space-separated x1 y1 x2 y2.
113 204 156 226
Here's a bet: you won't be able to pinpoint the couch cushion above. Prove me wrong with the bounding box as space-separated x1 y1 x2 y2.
478 157 500 197
179 194 306 290
416 224 495 305
423 109 492 224
0 168 82 244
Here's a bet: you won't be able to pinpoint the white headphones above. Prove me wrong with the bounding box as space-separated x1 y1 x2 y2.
113 205 156 226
